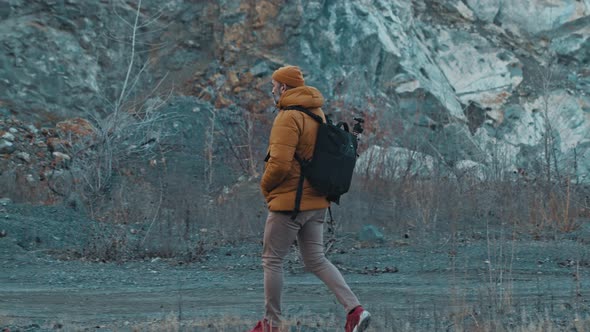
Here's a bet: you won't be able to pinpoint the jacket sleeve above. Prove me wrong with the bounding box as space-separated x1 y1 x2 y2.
260 111 300 196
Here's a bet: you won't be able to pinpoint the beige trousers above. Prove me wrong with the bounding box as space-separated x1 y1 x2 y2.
262 208 361 325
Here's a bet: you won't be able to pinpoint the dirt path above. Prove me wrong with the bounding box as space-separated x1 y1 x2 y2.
2 231 590 331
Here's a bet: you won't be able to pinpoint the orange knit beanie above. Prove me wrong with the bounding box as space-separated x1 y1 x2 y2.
272 65 305 87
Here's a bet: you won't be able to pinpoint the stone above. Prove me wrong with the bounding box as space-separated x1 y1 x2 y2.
52 152 71 169
358 225 385 243
52 152 71 161
395 79 421 94
26 125 38 134
79 35 92 50
227 71 240 87
15 152 30 163
8 127 17 134
2 132 14 141
215 93 232 108
0 198 12 206
0 140 15 154
25 174 36 185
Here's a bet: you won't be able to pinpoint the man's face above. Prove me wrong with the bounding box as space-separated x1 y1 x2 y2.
271 79 286 104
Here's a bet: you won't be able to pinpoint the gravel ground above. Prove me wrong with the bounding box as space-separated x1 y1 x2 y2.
1 203 590 331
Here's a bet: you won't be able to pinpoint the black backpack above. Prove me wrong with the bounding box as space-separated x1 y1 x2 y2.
284 105 358 219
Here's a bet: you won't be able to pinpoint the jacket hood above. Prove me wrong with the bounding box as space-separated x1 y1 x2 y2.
277 86 324 109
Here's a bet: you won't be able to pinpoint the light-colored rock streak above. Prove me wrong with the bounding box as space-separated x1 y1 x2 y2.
431 29 522 111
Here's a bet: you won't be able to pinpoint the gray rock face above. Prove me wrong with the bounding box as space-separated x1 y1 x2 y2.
495 0 589 34
301 0 590 182
250 61 271 78
0 0 589 189
294 1 410 110
0 0 213 123
427 28 523 111
465 0 500 23
549 17 590 64
0 11 100 121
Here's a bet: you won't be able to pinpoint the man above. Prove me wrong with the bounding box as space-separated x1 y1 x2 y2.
249 65 371 332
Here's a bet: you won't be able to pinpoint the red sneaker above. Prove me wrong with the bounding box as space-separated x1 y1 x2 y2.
345 306 371 332
248 319 280 332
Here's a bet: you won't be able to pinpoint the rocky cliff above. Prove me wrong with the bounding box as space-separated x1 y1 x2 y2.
1 0 589 207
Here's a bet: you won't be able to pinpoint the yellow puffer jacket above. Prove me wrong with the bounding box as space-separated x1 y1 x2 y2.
260 85 330 211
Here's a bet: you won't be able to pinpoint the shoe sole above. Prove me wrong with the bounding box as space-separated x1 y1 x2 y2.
353 311 371 332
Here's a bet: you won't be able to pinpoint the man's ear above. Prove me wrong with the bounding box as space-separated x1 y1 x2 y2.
280 84 287 93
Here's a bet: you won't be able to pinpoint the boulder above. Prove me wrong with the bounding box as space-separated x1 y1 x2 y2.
358 225 385 243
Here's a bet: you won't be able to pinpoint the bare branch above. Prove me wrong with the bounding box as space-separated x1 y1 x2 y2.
139 6 166 28
116 0 142 115
121 58 151 102
112 1 133 28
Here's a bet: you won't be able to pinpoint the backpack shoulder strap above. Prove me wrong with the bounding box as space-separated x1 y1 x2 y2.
283 105 324 124
282 105 323 220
